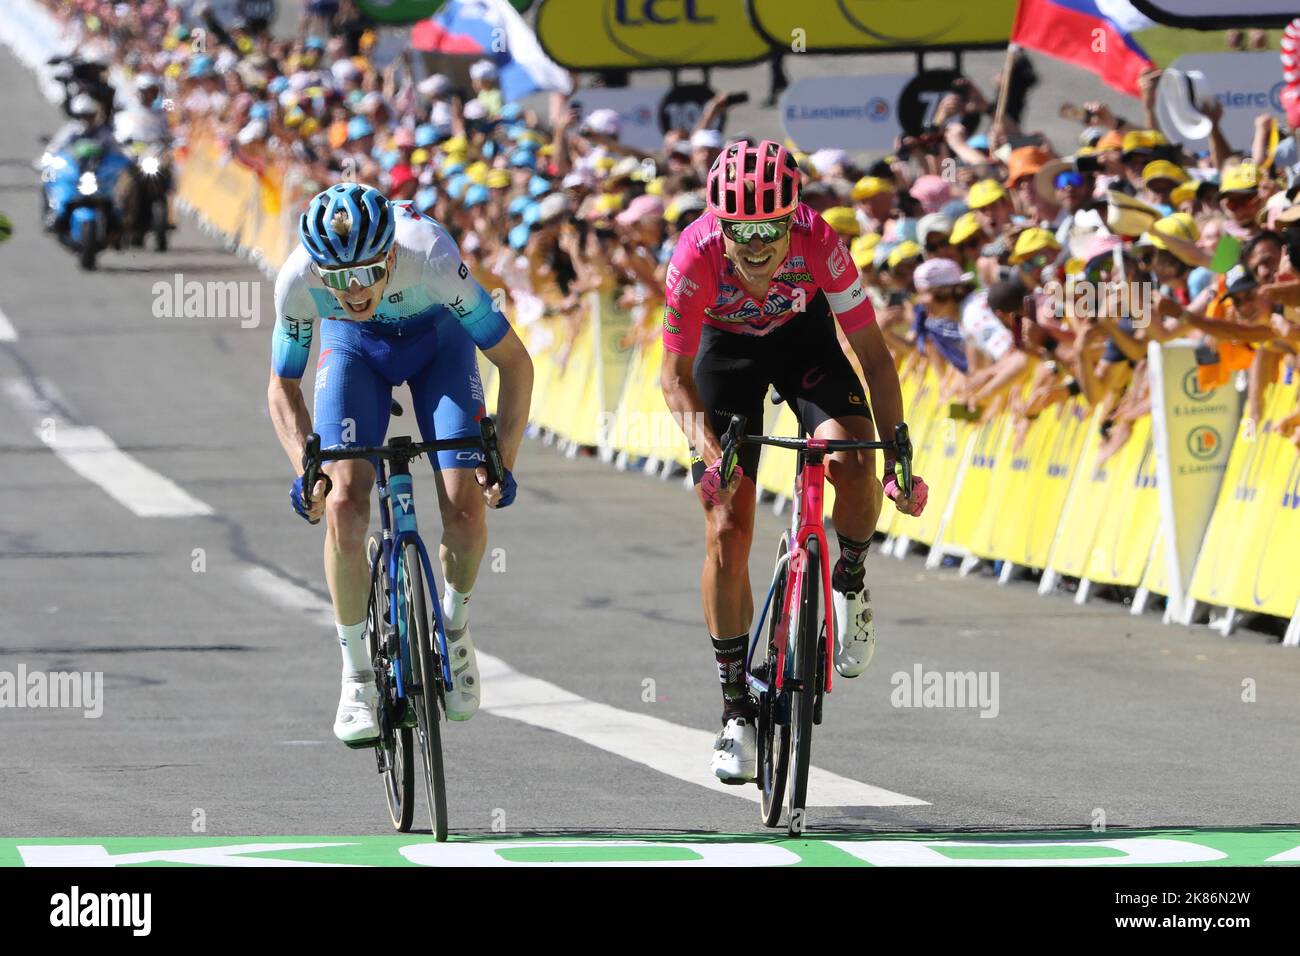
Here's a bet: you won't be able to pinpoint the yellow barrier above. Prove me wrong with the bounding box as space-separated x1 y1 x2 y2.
1188 379 1300 618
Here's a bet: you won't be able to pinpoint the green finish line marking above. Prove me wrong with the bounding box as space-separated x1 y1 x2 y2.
2 830 1298 867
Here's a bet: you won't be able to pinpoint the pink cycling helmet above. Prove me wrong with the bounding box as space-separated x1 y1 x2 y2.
706 139 801 221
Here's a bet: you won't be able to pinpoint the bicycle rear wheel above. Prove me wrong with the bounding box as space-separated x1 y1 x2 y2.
400 541 448 842
369 534 414 833
759 537 790 828
786 537 821 836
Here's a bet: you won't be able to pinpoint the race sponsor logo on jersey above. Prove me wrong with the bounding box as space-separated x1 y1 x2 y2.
448 295 472 318
774 270 814 285
664 304 682 335
284 317 312 344
827 243 850 280
666 264 698 298
457 262 469 280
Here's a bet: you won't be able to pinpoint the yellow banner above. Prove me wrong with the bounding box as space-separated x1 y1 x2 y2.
1012 398 1093 569
1189 380 1300 617
750 0 1017 52
535 0 770 69
1083 417 1160 587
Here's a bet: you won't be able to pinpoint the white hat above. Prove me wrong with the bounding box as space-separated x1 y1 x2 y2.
469 60 499 82
583 108 621 138
430 100 453 127
69 93 99 116
562 170 595 190
808 148 848 176
1157 68 1212 142
538 192 571 222
913 257 974 290
690 128 724 151
418 74 450 98
237 119 268 145
462 99 487 121
331 59 361 84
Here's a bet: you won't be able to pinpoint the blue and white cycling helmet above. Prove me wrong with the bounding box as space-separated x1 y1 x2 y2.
299 182 395 267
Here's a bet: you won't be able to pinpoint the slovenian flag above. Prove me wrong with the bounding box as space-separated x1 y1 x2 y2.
1011 0 1156 98
411 0 571 102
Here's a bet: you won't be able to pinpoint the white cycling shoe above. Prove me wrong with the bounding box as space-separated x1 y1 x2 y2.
443 625 480 722
833 585 876 678
711 717 757 783
334 676 380 747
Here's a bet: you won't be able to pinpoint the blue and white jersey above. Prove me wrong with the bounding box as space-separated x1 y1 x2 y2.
270 203 508 380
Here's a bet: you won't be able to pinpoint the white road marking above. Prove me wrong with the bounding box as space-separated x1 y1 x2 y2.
4 378 213 518
244 567 929 809
243 566 336 627
0 306 16 342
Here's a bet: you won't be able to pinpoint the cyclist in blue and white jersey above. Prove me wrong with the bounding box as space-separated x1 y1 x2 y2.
268 182 534 746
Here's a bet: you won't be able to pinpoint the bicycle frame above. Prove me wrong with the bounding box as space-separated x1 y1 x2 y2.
373 459 453 695
747 443 837 697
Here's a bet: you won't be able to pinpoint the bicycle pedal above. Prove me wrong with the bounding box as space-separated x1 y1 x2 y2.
719 777 752 786
344 736 380 751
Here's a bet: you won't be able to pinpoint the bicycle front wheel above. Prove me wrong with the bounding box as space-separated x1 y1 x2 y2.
369 533 414 833
400 541 448 842
759 536 790 829
786 537 820 837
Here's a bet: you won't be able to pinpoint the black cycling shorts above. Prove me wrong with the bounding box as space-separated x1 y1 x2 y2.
690 292 871 485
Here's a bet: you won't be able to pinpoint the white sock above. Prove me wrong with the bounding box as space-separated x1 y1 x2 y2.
442 585 471 633
336 620 370 680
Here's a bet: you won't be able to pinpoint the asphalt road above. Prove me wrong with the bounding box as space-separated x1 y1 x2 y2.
1 41 1299 848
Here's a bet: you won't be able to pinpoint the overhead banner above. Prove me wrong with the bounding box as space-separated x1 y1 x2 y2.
535 0 770 70
1155 53 1287 152
1130 0 1299 29
750 0 1017 53
779 74 909 151
1147 340 1239 624
569 85 671 151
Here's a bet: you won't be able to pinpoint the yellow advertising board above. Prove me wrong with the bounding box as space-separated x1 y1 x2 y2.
535 0 770 70
940 413 1008 555
1012 398 1094 569
1083 416 1160 587
750 0 1017 53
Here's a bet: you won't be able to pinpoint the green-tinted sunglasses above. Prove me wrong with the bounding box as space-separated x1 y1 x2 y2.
719 215 792 244
315 260 389 291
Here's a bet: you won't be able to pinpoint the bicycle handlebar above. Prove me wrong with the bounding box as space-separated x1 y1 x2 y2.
300 416 506 523
720 414 914 498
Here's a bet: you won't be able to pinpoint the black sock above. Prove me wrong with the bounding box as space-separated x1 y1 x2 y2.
834 532 870 592
711 634 755 720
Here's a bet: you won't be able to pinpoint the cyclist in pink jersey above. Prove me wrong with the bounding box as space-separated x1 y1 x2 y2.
661 140 930 782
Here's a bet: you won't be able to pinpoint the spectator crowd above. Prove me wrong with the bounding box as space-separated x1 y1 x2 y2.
39 0 1300 463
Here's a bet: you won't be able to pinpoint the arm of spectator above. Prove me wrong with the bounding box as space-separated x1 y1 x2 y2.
1138 69 1164 136
1252 113 1274 170
693 91 732 135
551 101 575 178
1201 98 1233 170
1095 317 1147 363
1260 279 1300 307
199 3 238 52
945 122 989 167
1178 310 1278 343
969 350 1031 406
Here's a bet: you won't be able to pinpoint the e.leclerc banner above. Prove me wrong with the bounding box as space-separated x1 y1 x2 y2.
535 0 770 70
1147 340 1240 623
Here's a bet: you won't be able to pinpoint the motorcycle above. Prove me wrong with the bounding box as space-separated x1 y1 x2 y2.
117 110 174 253
124 140 173 252
39 138 132 270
